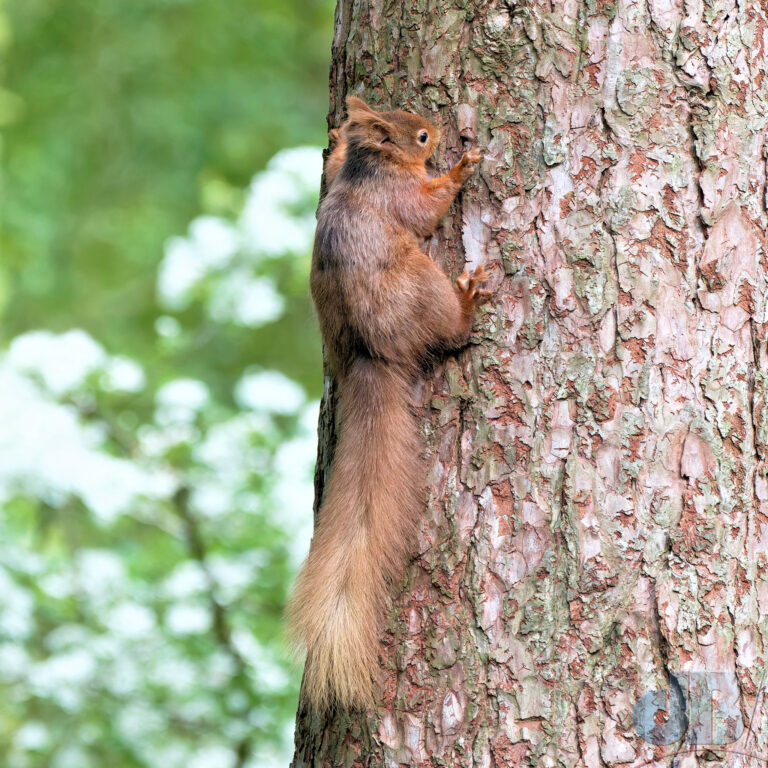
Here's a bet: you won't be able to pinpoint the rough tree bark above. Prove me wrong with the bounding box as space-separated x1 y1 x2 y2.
292 0 768 765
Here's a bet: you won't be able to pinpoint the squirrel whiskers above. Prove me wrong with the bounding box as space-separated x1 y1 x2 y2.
287 95 489 710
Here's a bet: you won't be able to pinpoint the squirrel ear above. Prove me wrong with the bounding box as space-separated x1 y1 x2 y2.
345 96 395 145
346 95 377 119
368 120 393 145
347 96 380 125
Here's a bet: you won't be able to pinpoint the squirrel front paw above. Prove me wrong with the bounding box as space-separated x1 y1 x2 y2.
456 264 491 307
462 148 482 165
453 148 482 183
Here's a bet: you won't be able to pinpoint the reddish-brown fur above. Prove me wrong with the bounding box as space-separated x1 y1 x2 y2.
287 96 488 710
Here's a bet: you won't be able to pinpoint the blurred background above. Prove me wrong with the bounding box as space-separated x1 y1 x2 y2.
0 1 335 766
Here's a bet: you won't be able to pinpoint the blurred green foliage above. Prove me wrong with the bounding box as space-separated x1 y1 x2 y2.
2 0 331 392
0 1 335 766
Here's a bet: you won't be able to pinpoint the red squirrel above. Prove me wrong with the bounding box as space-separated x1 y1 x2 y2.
288 96 489 710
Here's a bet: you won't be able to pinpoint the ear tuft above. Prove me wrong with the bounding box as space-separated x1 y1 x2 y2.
346 95 378 122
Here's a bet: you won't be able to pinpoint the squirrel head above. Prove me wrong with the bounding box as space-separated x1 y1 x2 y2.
343 95 440 167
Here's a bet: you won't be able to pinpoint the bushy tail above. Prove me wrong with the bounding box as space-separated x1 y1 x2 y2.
287 359 421 710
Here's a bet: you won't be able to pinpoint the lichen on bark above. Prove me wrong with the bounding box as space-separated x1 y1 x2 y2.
293 0 768 765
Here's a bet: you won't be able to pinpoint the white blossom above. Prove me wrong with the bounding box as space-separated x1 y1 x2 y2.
51 745 92 768
157 217 240 310
155 378 210 425
206 270 284 327
0 568 33 640
239 147 322 258
162 561 208 600
104 601 157 638
155 315 182 337
165 603 212 635
234 369 304 414
14 721 50 751
7 330 106 394
188 745 236 768
100 356 146 392
0 369 175 523
273 400 319 562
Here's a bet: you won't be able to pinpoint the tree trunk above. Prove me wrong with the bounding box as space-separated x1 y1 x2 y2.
293 0 768 765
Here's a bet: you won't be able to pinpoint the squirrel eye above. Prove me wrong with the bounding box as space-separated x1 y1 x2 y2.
418 131 428 144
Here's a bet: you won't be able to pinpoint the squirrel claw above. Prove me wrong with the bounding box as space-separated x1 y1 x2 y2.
457 264 491 303
463 148 482 165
